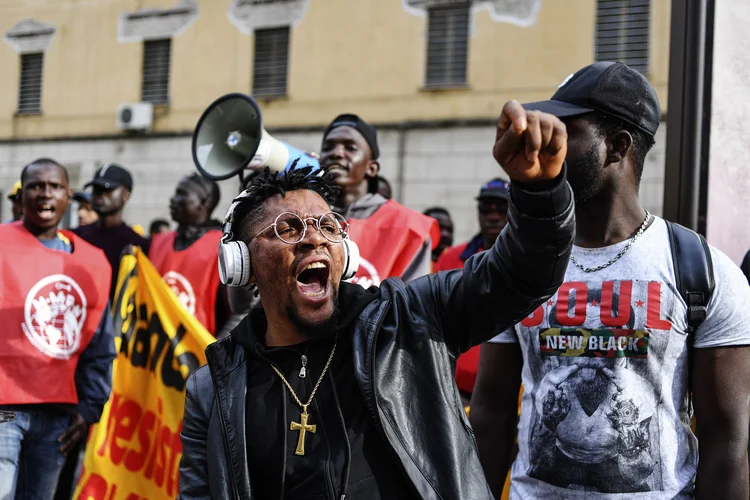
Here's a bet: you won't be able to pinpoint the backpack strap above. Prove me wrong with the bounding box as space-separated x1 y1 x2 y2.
665 221 715 336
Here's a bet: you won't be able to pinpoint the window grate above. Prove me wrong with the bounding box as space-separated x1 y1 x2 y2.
595 0 650 73
18 53 43 115
142 39 171 105
253 27 290 98
425 3 470 88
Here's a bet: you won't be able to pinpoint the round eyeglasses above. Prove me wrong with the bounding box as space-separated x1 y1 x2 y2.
251 212 350 244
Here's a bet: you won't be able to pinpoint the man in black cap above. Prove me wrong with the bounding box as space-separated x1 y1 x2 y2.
471 62 750 499
73 163 149 300
319 114 439 285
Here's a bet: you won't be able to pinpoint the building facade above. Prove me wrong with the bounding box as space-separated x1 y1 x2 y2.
0 0 670 243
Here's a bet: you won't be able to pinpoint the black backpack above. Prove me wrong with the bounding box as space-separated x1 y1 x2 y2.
666 221 715 413
665 221 715 336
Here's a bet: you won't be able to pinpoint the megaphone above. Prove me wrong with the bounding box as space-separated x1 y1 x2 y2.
191 93 320 181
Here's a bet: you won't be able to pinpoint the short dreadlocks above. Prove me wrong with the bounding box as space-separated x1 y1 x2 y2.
232 162 340 242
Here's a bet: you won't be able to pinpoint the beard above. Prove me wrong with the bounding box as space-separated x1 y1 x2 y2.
285 288 341 340
566 145 604 205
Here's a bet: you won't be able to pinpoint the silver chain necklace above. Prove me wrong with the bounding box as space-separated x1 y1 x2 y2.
569 211 652 273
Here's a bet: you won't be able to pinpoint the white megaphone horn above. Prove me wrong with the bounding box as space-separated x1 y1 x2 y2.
191 93 320 181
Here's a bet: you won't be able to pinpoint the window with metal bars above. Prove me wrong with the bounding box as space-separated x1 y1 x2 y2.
17 53 44 115
253 27 290 98
142 39 171 105
595 0 650 73
425 3 470 88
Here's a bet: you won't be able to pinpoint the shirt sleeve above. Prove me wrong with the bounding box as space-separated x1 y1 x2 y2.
75 303 117 424
693 246 750 348
487 326 518 344
401 238 434 282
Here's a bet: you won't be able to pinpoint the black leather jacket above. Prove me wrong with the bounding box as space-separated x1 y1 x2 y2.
178 176 575 499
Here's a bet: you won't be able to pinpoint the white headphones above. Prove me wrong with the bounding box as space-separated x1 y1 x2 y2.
217 190 360 287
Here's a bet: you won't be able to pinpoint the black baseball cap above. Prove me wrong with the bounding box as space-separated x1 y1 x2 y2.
477 178 509 200
324 114 380 160
523 62 662 137
84 163 133 190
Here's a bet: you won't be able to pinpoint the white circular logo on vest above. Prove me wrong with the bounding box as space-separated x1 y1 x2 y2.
23 274 87 360
348 258 381 289
163 271 196 314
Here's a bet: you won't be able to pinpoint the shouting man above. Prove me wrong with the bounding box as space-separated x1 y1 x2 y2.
177 103 575 499
471 62 750 500
319 114 439 286
0 158 115 499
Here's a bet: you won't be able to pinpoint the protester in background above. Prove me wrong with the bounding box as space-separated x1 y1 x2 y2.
73 191 98 226
150 173 233 337
149 218 170 237
7 180 22 222
320 114 438 286
0 158 115 499
471 62 750 500
177 100 575 497
423 206 454 264
73 164 149 301
433 179 509 402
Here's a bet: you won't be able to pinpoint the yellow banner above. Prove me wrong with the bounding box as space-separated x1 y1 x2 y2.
74 247 214 500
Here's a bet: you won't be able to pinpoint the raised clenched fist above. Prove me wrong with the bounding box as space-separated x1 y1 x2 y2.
493 100 567 183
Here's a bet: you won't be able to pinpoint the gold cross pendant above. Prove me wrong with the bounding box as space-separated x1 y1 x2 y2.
290 404 317 456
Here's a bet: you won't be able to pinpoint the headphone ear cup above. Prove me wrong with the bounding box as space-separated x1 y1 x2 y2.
218 240 252 287
238 240 251 286
341 238 360 281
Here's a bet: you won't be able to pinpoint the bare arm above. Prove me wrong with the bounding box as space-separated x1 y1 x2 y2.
470 342 523 498
693 346 750 499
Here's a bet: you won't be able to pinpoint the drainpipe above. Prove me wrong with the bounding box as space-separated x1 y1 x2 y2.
662 0 715 234
395 123 407 203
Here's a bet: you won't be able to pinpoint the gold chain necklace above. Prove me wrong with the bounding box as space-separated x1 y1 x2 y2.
269 338 338 456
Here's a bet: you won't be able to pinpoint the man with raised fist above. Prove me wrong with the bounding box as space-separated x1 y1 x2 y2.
178 104 574 498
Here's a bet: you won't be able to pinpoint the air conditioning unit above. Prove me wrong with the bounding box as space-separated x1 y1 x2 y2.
116 102 153 132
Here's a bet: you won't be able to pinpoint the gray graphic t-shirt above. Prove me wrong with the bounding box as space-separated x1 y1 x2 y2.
491 217 750 499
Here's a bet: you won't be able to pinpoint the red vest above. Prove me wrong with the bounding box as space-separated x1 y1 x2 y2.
149 230 222 335
436 241 483 395
347 200 440 288
0 222 110 405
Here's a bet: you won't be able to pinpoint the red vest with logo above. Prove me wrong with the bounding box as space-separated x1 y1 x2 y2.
149 230 222 335
0 222 111 405
347 200 440 288
436 240 483 394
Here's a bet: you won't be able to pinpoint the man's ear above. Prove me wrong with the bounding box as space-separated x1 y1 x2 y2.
365 160 380 179
123 188 131 203
605 130 633 166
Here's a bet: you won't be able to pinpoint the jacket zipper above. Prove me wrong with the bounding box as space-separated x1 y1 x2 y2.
209 364 242 500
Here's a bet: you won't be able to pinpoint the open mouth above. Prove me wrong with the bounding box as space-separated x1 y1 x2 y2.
323 163 349 175
37 204 55 220
296 261 329 299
